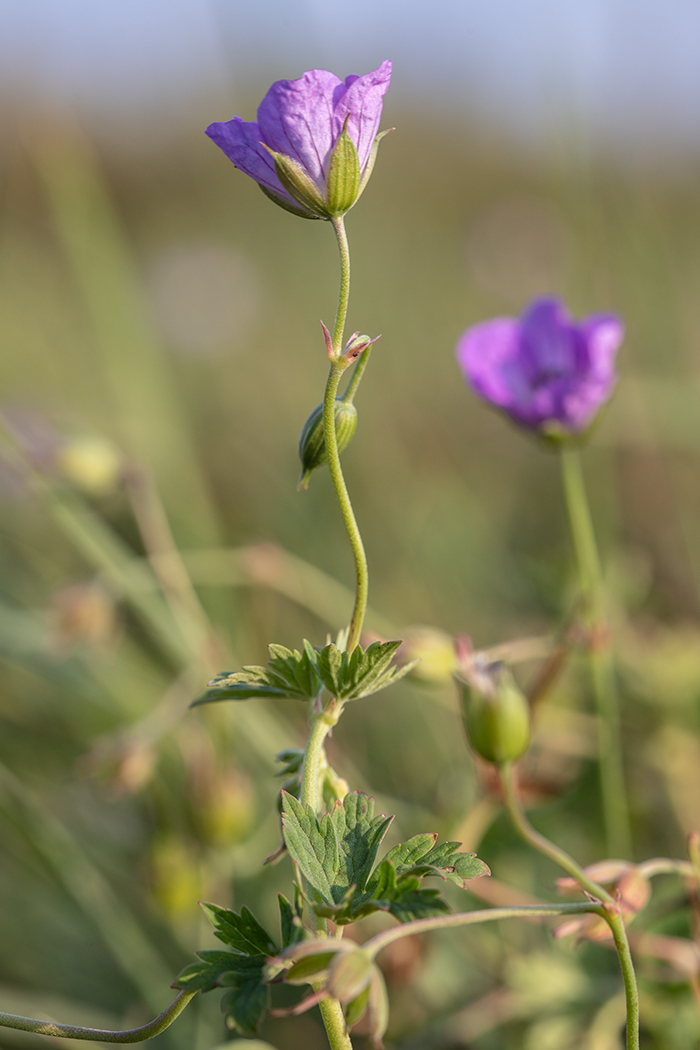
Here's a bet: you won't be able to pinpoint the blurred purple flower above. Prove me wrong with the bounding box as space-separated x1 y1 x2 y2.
206 62 392 219
456 297 623 435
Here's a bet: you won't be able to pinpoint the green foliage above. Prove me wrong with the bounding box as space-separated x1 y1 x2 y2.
194 638 415 706
281 791 489 924
193 641 321 704
173 903 281 1036
314 639 417 701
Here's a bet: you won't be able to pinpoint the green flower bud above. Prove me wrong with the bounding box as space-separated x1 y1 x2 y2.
458 659 531 764
298 398 357 490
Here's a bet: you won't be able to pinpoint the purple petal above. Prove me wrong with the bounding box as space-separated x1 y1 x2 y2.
205 117 297 204
333 60 392 171
456 318 526 411
580 314 624 383
257 69 343 187
519 297 577 381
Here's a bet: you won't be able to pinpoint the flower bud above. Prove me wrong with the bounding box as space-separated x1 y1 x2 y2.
457 659 531 764
298 399 357 490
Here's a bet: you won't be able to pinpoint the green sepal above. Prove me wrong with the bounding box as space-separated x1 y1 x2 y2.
193 639 321 705
315 639 417 702
277 892 305 950
345 985 370 1028
286 952 338 983
326 119 361 216
357 128 393 200
258 183 322 220
262 146 330 218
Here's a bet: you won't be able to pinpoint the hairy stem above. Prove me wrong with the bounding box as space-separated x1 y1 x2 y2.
341 346 372 404
499 762 614 903
363 902 605 960
560 444 632 858
323 217 368 653
498 762 639 1049
0 991 195 1043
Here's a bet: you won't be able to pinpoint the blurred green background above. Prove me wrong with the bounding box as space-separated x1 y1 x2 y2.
3 4 700 1049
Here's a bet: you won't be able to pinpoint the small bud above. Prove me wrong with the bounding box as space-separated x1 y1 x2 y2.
341 332 379 365
457 658 531 764
298 399 357 490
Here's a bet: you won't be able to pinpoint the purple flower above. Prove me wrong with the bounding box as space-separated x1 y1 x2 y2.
206 62 392 220
455 297 623 435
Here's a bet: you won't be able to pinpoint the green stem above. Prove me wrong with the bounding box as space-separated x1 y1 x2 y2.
300 700 343 811
323 217 368 652
317 999 353 1050
299 700 351 1049
331 217 351 350
0 991 195 1043
608 912 641 1050
341 346 372 404
498 762 639 1050
363 902 605 961
499 762 614 902
560 444 632 859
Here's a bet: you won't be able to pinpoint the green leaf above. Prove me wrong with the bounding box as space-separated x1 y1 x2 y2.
281 792 338 904
174 905 279 1036
219 968 270 1036
314 640 416 702
281 791 392 917
278 893 304 950
193 640 321 705
174 951 269 1035
330 792 393 899
274 748 305 779
200 902 279 956
392 837 491 888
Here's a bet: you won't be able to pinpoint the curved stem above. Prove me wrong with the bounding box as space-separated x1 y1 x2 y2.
560 445 632 859
341 347 372 404
323 365 369 651
499 762 614 903
498 762 639 1050
363 902 605 960
322 216 368 652
0 991 196 1043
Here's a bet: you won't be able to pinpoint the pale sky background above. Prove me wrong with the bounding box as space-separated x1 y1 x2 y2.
0 0 699 149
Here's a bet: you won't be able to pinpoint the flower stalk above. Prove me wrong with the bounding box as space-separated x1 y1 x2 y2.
497 762 639 1050
323 217 369 654
560 444 632 859
0 992 196 1043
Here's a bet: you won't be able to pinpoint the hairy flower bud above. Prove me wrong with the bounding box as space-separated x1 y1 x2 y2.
298 399 357 490
457 658 531 764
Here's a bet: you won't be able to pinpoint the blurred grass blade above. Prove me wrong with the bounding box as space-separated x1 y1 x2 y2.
25 120 223 552
0 762 186 1045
